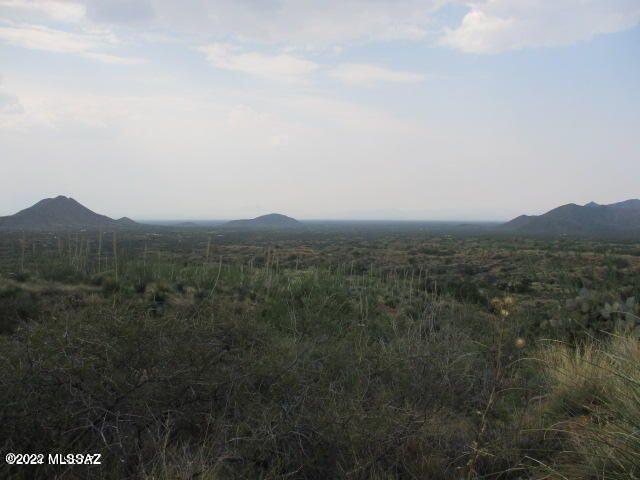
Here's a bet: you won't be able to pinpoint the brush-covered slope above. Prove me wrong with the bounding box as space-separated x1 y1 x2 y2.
222 213 302 230
0 196 138 230
502 199 640 236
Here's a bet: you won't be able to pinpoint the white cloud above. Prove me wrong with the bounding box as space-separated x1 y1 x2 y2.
0 23 140 63
199 43 317 82
84 0 154 24
0 23 100 52
3 0 639 62
58 0 446 47
4 0 638 60
0 0 86 22
223 0 437 45
81 51 140 64
328 63 425 86
441 0 640 54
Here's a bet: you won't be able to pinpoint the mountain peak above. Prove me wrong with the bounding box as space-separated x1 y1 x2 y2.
44 195 74 203
0 196 138 230
585 201 600 208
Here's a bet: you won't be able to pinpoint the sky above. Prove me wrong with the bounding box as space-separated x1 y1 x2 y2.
0 0 639 221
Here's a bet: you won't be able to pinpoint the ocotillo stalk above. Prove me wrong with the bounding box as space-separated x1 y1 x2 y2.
97 228 103 272
19 237 26 273
113 231 118 283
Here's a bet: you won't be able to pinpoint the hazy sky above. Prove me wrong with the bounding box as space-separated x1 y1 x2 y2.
1 0 639 220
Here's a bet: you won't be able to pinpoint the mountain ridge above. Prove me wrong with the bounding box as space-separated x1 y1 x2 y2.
502 199 640 236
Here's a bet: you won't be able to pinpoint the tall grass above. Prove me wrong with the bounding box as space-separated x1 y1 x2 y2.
537 334 640 478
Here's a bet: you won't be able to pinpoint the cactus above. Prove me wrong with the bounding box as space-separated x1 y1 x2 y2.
557 288 640 335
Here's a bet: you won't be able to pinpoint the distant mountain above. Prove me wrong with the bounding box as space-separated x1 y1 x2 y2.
502 199 640 236
222 213 302 230
0 196 139 230
116 217 138 227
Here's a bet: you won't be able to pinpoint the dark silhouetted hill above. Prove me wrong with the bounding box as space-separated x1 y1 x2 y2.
0 196 139 230
502 199 640 236
222 213 302 230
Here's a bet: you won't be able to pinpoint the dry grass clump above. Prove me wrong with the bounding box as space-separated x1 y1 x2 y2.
536 334 640 478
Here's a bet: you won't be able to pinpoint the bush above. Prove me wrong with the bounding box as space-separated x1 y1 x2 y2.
0 288 519 479
0 285 39 334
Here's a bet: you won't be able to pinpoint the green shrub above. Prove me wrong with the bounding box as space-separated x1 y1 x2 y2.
0 285 39 334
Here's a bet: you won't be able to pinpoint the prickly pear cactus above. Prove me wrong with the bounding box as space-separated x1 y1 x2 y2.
554 289 639 337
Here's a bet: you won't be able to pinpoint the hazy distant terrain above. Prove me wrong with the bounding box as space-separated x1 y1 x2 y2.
222 213 303 230
3 197 640 239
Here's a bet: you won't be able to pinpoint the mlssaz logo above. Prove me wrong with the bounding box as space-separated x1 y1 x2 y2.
48 454 102 465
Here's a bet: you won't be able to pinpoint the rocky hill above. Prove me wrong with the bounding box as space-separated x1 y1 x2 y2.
502 199 640 236
222 213 302 230
0 196 138 230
